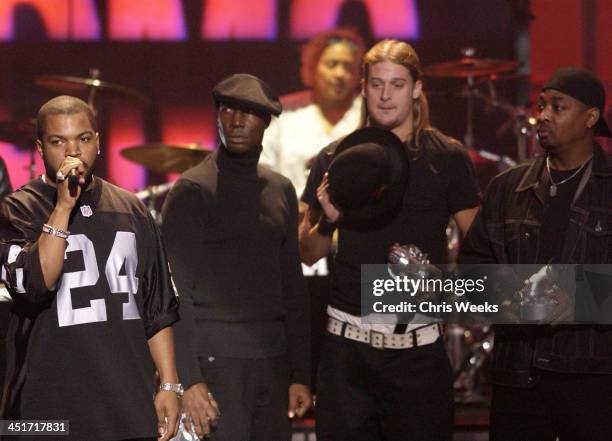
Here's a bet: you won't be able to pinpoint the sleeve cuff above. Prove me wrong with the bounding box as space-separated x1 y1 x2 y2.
450 201 479 215
182 368 205 390
178 357 205 389
146 307 180 339
290 369 311 387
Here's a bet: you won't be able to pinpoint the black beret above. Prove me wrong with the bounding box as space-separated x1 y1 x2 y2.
212 73 282 117
543 67 611 137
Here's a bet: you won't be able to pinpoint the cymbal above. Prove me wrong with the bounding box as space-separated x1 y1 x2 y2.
121 143 210 174
0 119 36 146
474 72 530 86
135 182 174 201
35 75 151 104
422 58 519 78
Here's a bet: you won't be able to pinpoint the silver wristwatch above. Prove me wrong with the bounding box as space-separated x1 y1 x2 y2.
158 382 184 397
42 223 70 240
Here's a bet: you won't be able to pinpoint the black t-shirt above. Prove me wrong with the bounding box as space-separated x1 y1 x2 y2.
0 177 179 441
302 129 480 315
537 163 589 263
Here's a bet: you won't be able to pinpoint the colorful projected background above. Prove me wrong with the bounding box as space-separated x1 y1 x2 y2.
0 0 420 41
0 0 609 191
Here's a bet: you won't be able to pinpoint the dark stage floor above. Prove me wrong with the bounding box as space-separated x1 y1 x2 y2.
291 403 491 440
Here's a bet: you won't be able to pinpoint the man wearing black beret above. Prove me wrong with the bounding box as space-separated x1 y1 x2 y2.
460 67 612 440
162 73 312 440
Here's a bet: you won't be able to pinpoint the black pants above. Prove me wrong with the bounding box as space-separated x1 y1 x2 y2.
490 370 612 441
316 333 454 441
199 355 291 441
306 271 331 394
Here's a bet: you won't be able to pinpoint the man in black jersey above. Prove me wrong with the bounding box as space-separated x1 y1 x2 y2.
460 68 612 440
162 74 311 441
0 96 181 441
300 39 480 441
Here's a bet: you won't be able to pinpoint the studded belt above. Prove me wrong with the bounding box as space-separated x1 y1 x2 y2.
327 317 442 350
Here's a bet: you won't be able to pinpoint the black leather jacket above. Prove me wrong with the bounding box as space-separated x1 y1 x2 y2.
459 143 612 388
0 156 11 201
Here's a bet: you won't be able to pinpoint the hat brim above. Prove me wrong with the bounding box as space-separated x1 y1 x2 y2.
328 127 410 231
214 96 280 117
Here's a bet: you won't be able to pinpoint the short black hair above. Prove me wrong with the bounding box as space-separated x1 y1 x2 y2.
37 95 97 140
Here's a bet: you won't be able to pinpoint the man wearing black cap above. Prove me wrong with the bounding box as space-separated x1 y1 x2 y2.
162 73 312 440
300 40 480 441
460 67 612 440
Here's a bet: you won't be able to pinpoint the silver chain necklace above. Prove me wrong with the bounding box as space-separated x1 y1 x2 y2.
546 156 591 197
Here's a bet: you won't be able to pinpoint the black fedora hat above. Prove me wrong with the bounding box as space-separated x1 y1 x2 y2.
327 127 410 231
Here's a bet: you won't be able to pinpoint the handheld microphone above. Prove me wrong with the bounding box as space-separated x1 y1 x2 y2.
68 169 79 197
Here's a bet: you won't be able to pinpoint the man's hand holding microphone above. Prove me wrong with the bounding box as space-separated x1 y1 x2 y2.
55 156 88 206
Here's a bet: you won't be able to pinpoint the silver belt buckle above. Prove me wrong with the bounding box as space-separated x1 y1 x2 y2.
369 330 385 350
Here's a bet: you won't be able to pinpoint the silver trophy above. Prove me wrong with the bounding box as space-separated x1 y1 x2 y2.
517 265 559 322
388 244 440 279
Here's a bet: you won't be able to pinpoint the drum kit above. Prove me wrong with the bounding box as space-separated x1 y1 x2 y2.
423 48 537 404
424 47 537 166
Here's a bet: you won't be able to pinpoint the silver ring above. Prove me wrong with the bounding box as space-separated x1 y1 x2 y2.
56 171 65 182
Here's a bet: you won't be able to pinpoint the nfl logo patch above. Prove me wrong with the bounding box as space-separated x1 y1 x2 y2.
80 205 93 217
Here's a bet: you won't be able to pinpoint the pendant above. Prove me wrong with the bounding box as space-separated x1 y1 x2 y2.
549 184 557 197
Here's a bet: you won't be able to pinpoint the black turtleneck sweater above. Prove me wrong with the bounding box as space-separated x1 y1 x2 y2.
162 145 310 388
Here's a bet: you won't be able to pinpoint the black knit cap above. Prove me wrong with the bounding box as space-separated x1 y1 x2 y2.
543 67 611 137
212 73 282 117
